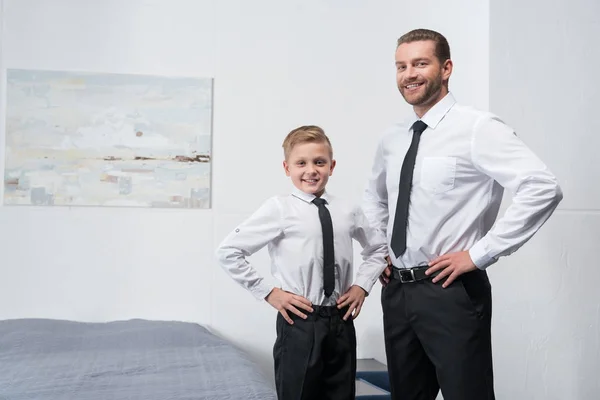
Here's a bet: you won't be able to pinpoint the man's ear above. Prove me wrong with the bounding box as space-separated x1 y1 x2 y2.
329 159 336 176
283 160 291 176
442 59 453 82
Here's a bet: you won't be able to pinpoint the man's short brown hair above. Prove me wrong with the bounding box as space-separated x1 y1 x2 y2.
282 125 333 160
397 28 451 64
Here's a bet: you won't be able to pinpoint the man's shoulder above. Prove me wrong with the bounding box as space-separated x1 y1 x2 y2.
377 120 412 143
451 102 507 125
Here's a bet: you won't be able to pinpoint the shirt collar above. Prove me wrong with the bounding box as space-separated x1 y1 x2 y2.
410 91 456 130
291 186 331 204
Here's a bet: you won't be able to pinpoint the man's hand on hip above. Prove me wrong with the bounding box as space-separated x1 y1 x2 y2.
426 251 477 288
379 256 393 286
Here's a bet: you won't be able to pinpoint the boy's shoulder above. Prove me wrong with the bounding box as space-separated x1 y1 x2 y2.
254 193 290 209
253 192 305 213
258 190 360 215
323 192 362 215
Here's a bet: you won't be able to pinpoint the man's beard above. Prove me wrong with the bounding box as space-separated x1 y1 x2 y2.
400 74 443 106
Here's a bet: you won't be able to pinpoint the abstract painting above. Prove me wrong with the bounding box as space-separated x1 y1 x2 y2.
3 68 212 208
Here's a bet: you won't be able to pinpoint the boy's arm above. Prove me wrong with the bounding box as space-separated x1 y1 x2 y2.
336 206 388 320
215 197 283 301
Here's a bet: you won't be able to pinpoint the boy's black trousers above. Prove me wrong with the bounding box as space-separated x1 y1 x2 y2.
273 305 356 400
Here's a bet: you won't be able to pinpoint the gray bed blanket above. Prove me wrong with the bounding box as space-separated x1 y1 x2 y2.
0 318 276 400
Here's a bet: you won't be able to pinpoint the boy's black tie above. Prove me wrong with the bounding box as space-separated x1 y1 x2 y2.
312 197 335 297
391 120 428 257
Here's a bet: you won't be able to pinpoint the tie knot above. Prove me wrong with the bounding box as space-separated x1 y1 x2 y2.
312 197 327 206
411 120 428 135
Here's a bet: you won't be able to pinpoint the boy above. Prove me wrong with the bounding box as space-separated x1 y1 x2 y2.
215 125 388 400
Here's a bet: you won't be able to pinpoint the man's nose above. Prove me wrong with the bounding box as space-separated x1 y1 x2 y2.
403 66 419 81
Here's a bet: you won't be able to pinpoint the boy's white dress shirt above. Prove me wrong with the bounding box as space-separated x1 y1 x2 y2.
216 188 388 306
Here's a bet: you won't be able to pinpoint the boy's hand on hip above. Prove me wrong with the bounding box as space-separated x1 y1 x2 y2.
336 285 367 321
426 251 477 288
265 288 313 325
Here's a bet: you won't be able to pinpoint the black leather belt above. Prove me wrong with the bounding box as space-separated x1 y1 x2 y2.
391 265 440 283
304 305 349 320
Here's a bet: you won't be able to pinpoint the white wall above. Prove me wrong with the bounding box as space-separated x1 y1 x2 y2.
489 0 600 399
0 0 489 383
2 1 593 397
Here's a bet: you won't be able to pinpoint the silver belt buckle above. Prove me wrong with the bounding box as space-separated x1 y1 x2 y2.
399 268 416 283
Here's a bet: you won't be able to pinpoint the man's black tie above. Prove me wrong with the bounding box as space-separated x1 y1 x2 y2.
391 120 428 257
312 197 335 297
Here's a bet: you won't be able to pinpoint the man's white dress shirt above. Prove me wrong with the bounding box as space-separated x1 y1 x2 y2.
363 92 563 270
216 188 388 306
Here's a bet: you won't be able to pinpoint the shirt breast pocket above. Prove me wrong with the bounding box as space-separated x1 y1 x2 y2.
420 156 457 194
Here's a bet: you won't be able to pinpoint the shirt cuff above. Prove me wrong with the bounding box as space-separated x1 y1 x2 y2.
468 239 497 270
252 283 276 302
353 274 379 295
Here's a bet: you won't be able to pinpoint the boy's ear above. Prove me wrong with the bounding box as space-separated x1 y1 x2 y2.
283 160 291 176
329 159 336 175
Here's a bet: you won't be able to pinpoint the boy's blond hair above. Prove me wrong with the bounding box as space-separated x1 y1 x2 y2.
282 125 333 160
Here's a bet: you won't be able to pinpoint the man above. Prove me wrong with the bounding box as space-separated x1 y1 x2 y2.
362 28 563 400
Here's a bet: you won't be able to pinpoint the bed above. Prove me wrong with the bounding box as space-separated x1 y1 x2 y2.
0 318 277 400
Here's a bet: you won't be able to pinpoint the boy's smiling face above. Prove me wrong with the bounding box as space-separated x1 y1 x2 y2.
283 141 335 197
